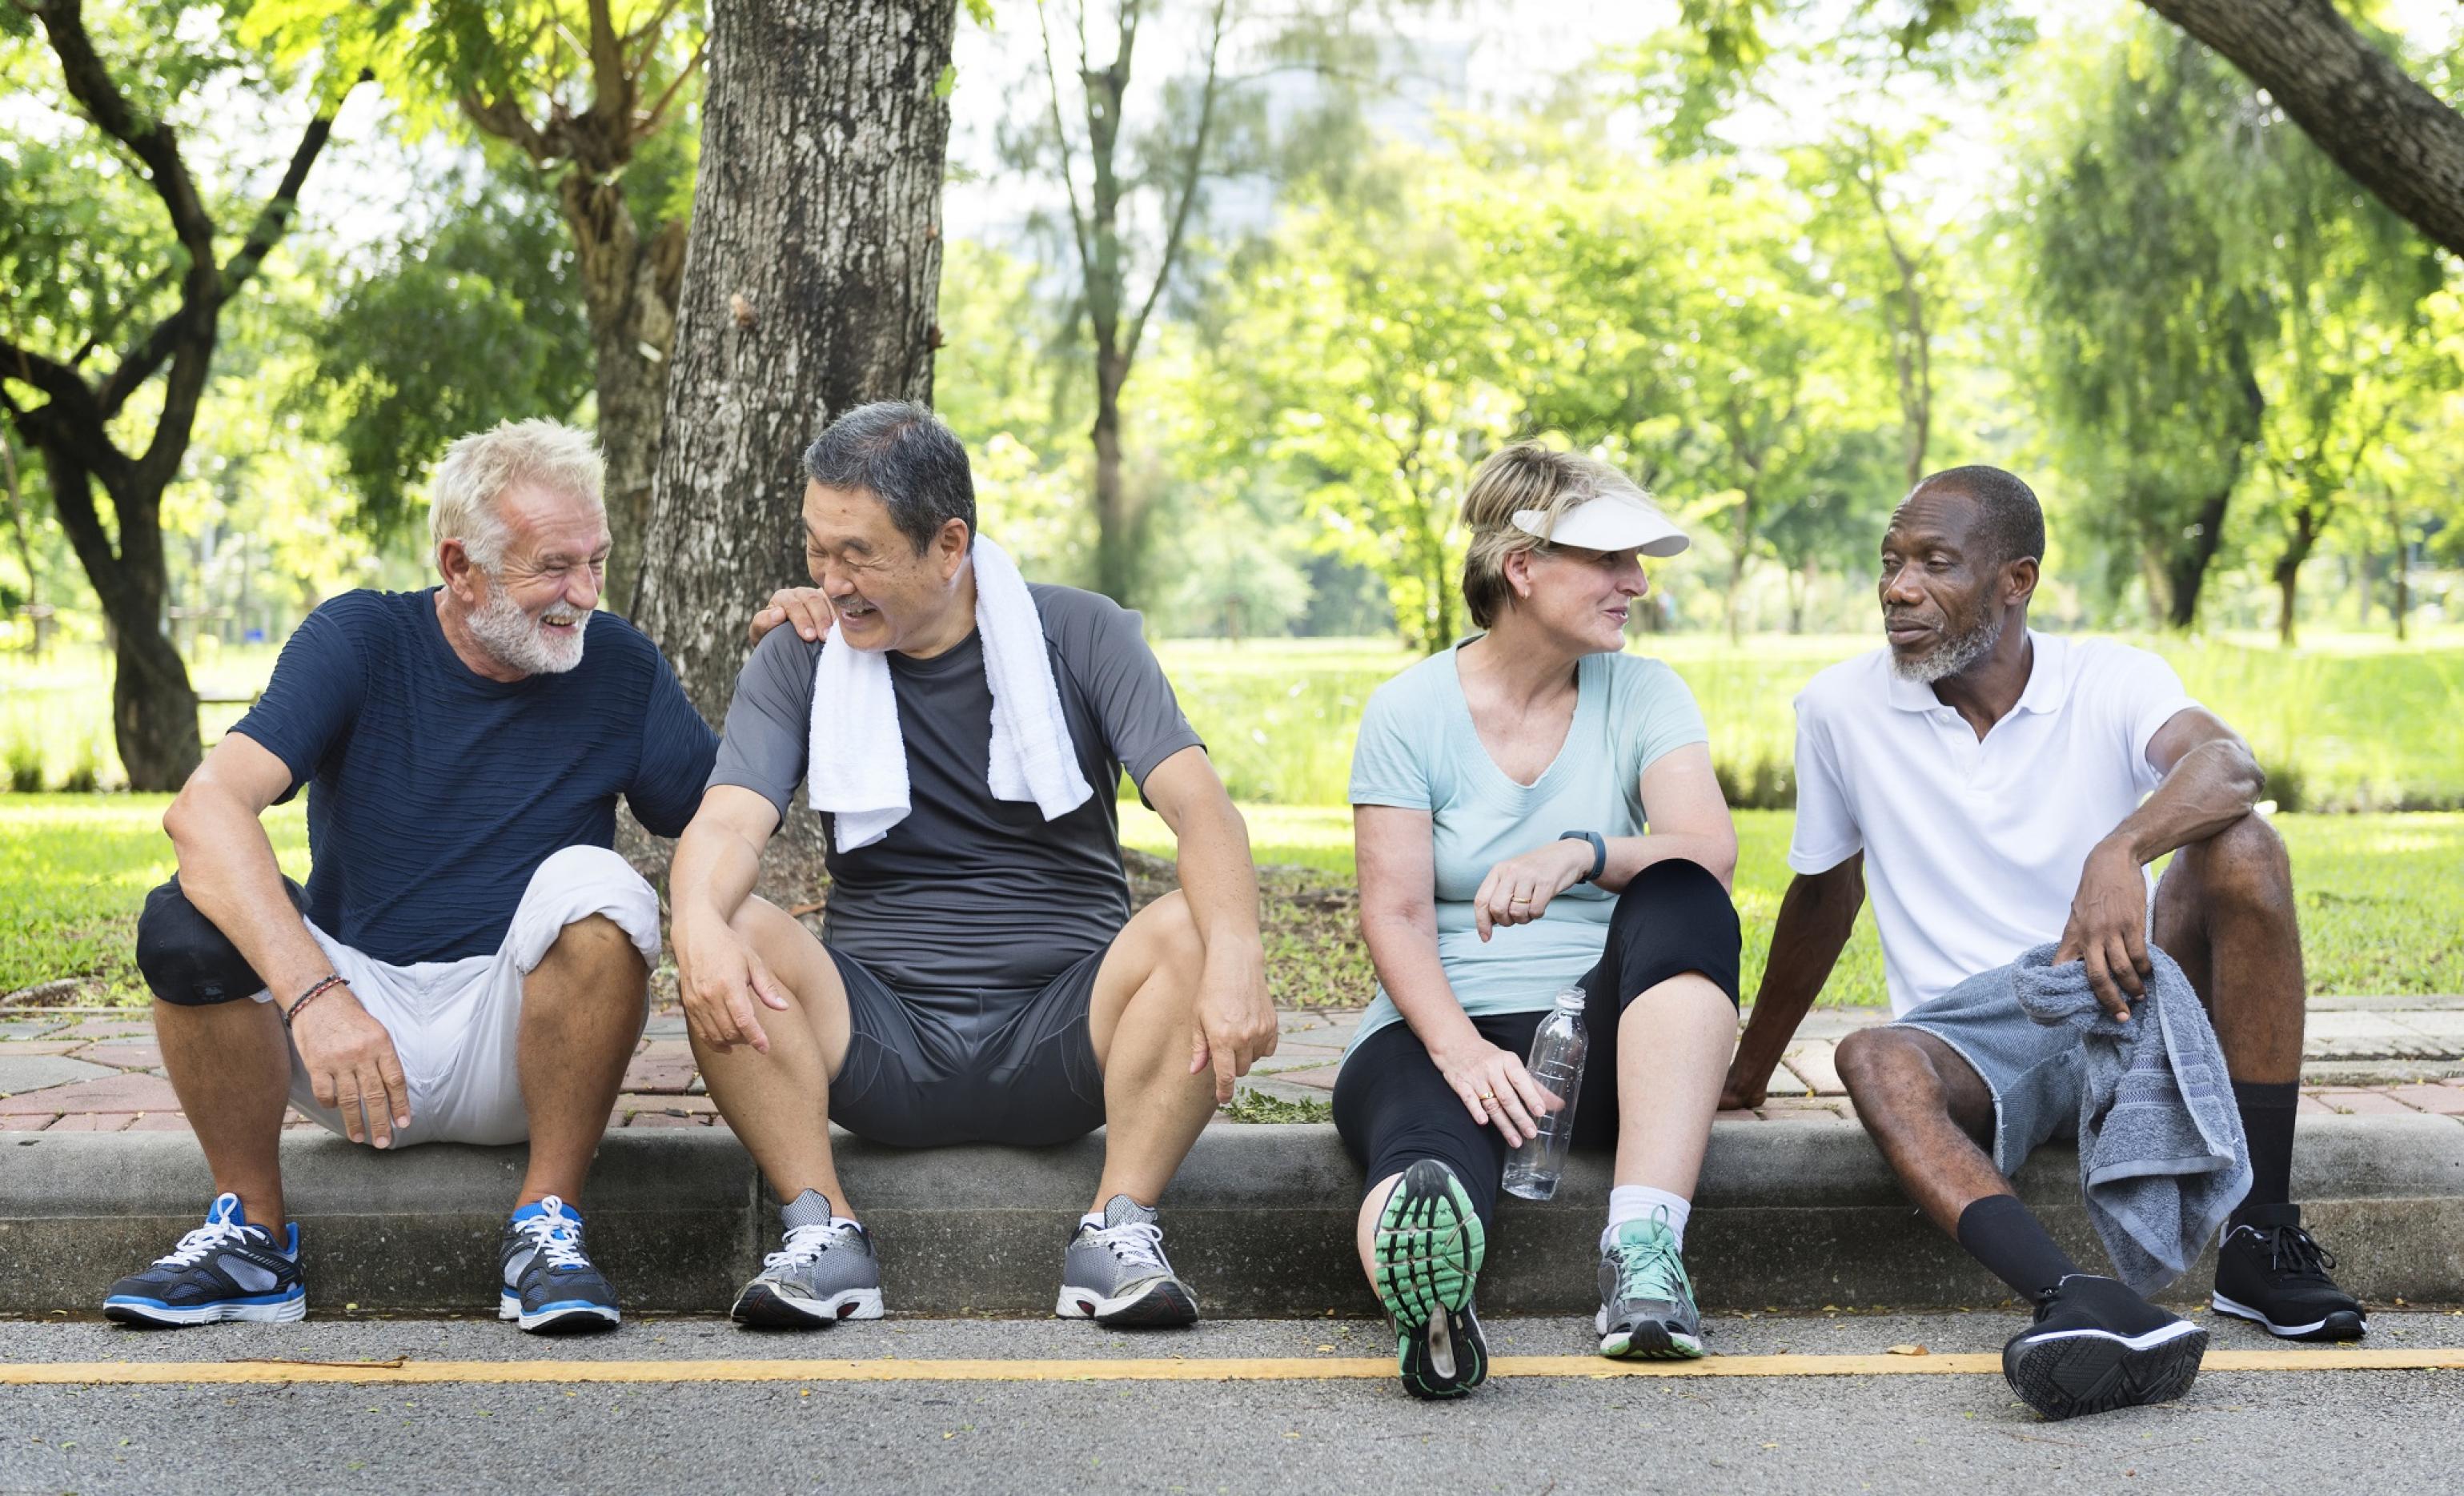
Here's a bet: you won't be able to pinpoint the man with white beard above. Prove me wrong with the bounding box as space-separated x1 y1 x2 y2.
1724 466 2362 1421
104 420 716 1334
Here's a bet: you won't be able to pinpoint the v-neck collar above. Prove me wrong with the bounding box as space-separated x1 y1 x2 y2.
1447 636 1597 792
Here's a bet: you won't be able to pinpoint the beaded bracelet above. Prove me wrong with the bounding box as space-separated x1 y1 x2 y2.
282 973 346 1032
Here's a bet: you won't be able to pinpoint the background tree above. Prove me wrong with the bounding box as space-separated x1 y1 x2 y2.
2233 123 2450 645
2017 26 2270 631
633 0 960 724
0 0 355 787
293 163 598 535
247 0 706 612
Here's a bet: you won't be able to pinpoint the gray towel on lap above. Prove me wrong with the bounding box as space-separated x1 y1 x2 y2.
2010 941 2251 1296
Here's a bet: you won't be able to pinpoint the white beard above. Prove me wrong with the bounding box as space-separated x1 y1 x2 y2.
1891 611 2003 684
468 576 588 676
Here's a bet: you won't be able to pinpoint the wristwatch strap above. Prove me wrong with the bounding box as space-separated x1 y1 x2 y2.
1559 829 1607 884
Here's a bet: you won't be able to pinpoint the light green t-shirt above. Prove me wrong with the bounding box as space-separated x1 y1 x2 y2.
1345 640 1710 1053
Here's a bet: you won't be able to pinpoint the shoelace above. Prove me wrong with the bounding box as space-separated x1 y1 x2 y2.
2253 1223 2337 1281
764 1219 866 1271
1613 1228 1687 1305
514 1197 591 1272
153 1215 265 1269
1086 1220 1170 1273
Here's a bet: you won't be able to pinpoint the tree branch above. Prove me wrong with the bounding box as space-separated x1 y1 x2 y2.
584 0 630 123
31 0 215 275
1034 0 1095 292
1124 0 1230 367
624 0 688 61
460 90 552 162
635 36 707 144
2142 0 2464 259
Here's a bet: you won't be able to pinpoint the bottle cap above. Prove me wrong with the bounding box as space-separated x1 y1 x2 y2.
1554 987 1587 1010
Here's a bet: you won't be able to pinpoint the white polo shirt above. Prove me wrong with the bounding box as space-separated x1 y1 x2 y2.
1788 632 2201 1017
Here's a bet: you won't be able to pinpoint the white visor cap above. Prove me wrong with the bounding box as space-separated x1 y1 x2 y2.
1510 491 1689 558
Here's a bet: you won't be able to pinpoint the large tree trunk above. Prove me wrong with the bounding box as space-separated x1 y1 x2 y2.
564 174 688 617
42 450 201 787
2161 485 2233 631
2143 0 2464 259
2273 507 2322 648
1091 352 1134 603
634 0 957 727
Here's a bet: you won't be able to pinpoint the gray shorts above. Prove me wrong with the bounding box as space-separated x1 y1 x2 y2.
824 945 1110 1148
1891 982 2086 1177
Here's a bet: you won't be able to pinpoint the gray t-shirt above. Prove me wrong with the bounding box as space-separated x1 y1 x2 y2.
708 583 1203 996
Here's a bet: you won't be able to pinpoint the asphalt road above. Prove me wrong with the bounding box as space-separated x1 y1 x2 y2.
5 1310 2461 1494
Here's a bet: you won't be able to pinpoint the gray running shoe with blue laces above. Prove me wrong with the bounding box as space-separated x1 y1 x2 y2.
103 1193 304 1327
499 1195 620 1334
1057 1194 1199 1327
731 1190 886 1328
1596 1209 1704 1359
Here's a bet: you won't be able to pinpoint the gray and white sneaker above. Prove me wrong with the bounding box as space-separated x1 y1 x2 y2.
1596 1209 1704 1359
729 1189 885 1329
1056 1194 1199 1327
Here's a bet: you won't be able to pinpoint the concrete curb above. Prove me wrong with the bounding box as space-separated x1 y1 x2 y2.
6 1117 2460 1316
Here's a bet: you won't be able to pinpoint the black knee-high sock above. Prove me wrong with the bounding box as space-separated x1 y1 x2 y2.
2232 1080 2300 1227
1956 1194 2082 1301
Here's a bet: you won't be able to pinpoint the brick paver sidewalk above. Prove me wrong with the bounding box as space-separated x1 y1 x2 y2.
4 995 2462 1136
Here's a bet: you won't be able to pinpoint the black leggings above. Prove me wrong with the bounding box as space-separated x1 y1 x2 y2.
1332 858 1744 1229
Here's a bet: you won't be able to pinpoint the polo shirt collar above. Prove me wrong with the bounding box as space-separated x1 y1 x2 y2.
1885 628 2063 716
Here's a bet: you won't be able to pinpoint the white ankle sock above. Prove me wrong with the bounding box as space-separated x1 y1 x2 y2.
1079 1211 1106 1232
1602 1185 1691 1253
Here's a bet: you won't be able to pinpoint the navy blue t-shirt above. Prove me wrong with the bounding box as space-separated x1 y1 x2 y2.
231 588 717 965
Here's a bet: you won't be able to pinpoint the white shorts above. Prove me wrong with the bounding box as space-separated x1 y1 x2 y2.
260 846 661 1147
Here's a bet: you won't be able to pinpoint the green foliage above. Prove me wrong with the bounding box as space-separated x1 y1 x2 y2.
293 162 595 534
2014 24 2273 626
1218 1091 1333 1124
1116 800 2464 1007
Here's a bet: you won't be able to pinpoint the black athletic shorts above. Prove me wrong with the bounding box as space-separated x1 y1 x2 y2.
1331 858 1743 1229
823 943 1111 1148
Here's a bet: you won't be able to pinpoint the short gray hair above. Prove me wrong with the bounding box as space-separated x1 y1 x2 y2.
428 419 606 570
802 401 976 554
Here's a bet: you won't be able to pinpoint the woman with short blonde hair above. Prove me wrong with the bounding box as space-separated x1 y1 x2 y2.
1335 441 1742 1398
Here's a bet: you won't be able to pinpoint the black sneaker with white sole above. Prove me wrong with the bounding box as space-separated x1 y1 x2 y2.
2210 1204 2367 1342
2002 1273 2208 1420
102 1193 305 1327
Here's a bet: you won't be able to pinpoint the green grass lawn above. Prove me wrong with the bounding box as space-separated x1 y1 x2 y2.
1154 633 2464 812
1118 804 2464 1007
10 794 2453 1009
9 631 2463 812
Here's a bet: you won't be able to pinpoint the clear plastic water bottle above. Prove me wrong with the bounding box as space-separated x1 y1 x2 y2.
1501 988 1588 1201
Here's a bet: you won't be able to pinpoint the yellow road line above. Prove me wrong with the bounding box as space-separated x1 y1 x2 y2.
2 1348 2459 1386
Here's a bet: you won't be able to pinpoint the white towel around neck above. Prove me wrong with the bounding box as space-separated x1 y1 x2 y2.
805 535 1094 852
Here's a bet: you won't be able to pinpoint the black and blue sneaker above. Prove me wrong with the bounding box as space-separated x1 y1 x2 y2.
498 1195 620 1334
102 1193 305 1327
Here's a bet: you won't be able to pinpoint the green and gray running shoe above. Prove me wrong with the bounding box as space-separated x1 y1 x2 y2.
1596 1209 1704 1359
1374 1158 1489 1399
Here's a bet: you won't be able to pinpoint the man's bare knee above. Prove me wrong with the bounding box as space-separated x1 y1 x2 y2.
1142 891 1206 989
544 913 646 978
1837 1028 1923 1103
2192 813 2295 918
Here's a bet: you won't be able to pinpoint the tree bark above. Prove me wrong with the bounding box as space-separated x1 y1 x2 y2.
561 174 687 616
2142 0 2464 260
634 0 957 728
